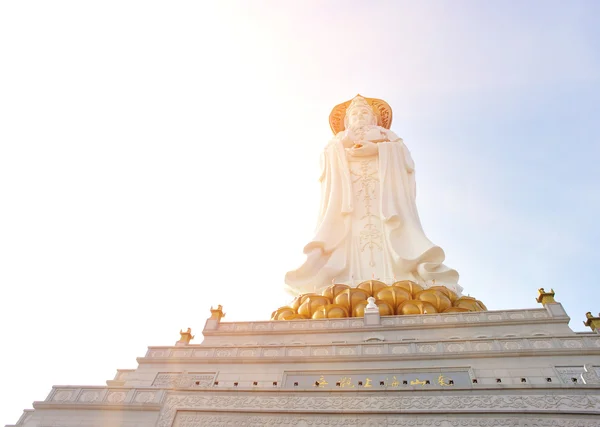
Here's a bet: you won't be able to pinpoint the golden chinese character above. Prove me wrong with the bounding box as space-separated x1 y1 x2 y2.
339 376 354 388
438 375 450 386
410 378 427 386
391 376 400 387
317 375 328 388
364 378 373 388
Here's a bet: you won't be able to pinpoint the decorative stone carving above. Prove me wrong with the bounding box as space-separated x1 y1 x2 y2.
581 364 600 384
153 373 181 388
445 343 465 352
418 344 436 353
106 391 126 403
474 342 493 351
532 340 552 349
152 373 215 389
533 312 549 318
53 390 73 402
562 340 583 349
173 413 600 427
134 391 155 403
159 393 600 427
556 367 585 384
272 323 290 330
364 346 382 355
391 345 410 354
503 341 522 350
79 391 100 402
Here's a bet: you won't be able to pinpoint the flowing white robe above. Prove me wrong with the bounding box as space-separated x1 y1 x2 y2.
285 129 461 296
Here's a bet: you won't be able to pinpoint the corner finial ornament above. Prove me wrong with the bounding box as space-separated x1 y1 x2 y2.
176 328 194 346
584 312 600 333
210 305 226 322
536 288 556 305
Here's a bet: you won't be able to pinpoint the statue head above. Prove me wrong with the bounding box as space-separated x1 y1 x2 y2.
344 96 378 129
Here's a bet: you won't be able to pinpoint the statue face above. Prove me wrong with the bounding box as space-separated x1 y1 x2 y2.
346 104 376 128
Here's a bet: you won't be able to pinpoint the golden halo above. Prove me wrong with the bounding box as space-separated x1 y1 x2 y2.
329 94 393 135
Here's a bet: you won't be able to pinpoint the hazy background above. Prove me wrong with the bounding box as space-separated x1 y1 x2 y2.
1 0 599 423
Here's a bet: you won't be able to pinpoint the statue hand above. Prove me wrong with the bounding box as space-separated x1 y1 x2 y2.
347 140 378 157
340 131 356 148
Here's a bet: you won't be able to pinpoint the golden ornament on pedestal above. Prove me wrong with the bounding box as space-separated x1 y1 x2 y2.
312 304 350 319
271 306 297 321
321 284 351 300
428 285 458 302
357 280 387 297
297 295 331 318
334 288 370 312
284 314 308 320
392 280 424 297
453 296 487 312
270 281 487 321
397 300 438 315
415 289 452 312
288 295 305 311
376 286 412 313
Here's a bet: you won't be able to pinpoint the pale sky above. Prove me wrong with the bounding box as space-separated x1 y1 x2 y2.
1 0 599 423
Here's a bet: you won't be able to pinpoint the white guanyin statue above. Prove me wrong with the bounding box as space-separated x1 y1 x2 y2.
285 95 462 296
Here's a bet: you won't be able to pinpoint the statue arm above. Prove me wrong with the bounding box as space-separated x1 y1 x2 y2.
337 130 354 149
319 150 327 182
384 129 402 142
401 141 415 173
383 130 415 172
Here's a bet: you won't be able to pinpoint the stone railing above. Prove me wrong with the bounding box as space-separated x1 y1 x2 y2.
40 386 166 406
207 308 559 335
142 334 600 361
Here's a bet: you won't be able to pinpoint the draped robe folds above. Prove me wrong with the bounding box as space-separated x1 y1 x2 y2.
284 129 462 296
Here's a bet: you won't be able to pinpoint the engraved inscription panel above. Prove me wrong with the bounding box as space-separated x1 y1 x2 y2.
283 370 471 389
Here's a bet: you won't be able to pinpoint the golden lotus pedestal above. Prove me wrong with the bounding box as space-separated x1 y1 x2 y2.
272 280 487 321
